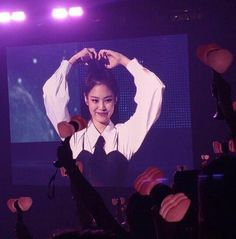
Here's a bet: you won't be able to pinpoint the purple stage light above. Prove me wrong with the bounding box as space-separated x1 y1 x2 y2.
52 8 68 19
0 12 11 23
69 6 83 17
11 11 26 21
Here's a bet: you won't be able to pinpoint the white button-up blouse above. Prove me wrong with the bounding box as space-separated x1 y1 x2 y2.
43 58 165 161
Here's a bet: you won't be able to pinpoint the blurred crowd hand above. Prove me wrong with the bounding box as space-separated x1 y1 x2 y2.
212 141 223 154
228 139 236 152
60 160 84 177
57 121 75 138
200 154 210 167
159 193 191 222
7 197 33 213
232 101 236 111
213 139 236 154
57 115 87 139
196 43 234 74
207 48 233 74
134 167 165 196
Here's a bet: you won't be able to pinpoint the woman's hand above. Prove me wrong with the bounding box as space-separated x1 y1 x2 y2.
68 48 97 64
98 49 131 69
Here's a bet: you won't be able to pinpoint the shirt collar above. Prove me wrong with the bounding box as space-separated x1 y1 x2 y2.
87 120 115 149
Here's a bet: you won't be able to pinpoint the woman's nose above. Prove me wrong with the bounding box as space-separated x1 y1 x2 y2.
98 101 106 110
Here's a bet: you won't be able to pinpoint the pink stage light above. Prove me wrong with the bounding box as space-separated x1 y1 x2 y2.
52 8 68 19
69 6 83 17
0 12 11 23
11 11 26 21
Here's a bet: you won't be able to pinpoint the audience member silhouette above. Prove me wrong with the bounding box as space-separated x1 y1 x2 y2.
54 136 190 239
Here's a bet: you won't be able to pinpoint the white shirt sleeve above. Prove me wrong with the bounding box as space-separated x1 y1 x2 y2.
42 60 72 135
116 58 165 160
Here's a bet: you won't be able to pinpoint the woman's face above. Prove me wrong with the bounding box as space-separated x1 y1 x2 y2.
85 84 116 129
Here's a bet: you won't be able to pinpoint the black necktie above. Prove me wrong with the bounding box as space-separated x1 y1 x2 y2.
93 136 106 161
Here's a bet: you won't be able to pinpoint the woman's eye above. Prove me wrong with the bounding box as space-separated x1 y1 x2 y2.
91 99 98 103
105 98 113 103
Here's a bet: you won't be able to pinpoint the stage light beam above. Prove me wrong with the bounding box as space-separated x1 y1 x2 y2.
11 11 26 21
0 12 11 23
52 8 68 19
69 6 83 17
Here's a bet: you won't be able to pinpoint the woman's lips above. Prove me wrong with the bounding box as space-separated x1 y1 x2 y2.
96 112 108 117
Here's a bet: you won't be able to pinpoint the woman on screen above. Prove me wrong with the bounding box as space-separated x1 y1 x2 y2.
43 48 165 227
43 48 165 183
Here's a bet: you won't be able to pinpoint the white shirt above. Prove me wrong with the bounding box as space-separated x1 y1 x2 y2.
43 58 165 160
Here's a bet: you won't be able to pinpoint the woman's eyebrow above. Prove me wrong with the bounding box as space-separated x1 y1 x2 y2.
90 95 113 99
104 95 113 99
